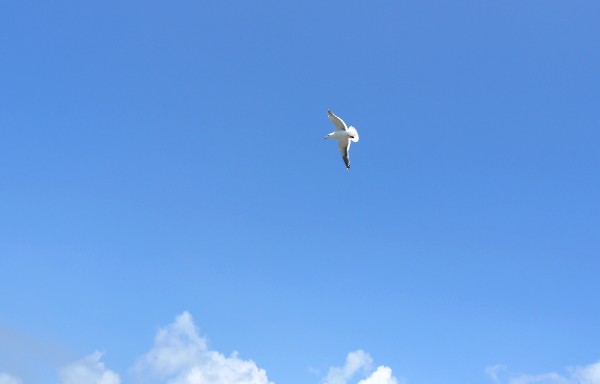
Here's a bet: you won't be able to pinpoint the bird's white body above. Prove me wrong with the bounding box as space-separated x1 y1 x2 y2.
327 130 356 140
324 110 359 169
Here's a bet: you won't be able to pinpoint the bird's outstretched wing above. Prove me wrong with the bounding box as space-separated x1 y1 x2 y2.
328 109 348 131
338 139 351 169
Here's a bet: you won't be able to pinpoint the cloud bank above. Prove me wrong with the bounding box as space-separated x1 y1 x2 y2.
12 311 598 384
486 361 600 384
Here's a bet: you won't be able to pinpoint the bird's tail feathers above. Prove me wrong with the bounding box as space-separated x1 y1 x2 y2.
347 127 359 142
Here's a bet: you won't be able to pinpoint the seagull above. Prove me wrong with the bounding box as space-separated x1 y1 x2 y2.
324 109 359 170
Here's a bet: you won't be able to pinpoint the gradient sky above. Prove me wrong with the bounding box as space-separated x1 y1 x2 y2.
1 1 599 384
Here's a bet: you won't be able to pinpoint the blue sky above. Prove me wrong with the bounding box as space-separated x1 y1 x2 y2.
1 1 599 384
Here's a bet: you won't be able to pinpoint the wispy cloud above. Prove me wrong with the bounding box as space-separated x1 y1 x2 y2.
59 351 120 384
485 360 600 384
486 364 506 384
572 361 600 384
133 311 272 384
324 350 399 384
325 350 373 384
0 373 23 384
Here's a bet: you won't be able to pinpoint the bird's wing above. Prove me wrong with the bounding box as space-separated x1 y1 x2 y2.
338 139 351 169
328 110 348 131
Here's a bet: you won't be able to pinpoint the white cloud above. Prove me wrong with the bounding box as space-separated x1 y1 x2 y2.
324 350 399 384
59 351 120 384
357 366 398 384
2 312 405 384
0 373 23 384
485 360 600 384
325 350 372 384
133 311 272 384
571 362 600 384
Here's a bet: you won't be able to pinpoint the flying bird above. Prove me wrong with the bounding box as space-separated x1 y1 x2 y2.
324 109 360 170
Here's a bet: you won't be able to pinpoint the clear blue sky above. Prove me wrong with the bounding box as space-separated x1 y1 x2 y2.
1 1 599 384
